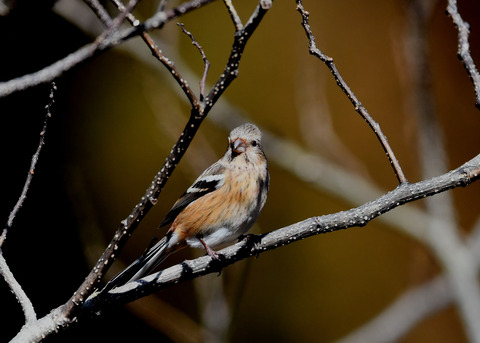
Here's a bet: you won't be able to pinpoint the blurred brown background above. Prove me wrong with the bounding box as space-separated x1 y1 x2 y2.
1 0 480 342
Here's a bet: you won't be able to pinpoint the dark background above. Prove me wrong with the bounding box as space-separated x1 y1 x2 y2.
1 0 480 342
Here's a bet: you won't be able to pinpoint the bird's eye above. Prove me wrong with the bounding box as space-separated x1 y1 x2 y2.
251 140 257 147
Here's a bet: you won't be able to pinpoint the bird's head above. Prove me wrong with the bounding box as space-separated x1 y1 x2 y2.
227 123 265 164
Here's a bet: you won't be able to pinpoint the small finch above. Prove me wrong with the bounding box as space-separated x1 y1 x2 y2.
104 123 269 290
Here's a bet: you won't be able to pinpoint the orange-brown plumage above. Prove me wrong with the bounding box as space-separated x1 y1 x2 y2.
104 123 269 291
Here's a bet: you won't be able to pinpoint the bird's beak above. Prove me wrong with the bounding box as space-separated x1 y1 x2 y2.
232 138 247 154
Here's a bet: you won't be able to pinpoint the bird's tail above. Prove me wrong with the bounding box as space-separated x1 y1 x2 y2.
102 236 172 292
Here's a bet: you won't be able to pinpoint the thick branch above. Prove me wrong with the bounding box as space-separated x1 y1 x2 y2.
11 152 480 342
0 251 37 324
85 154 480 309
9 307 65 343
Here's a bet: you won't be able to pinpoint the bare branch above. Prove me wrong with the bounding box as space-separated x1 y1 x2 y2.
205 1 270 110
447 0 480 109
295 0 407 185
0 0 216 98
142 40 199 110
223 0 243 31
85 153 480 309
11 151 480 342
0 83 56 330
400 1 480 341
83 0 113 27
0 251 37 324
9 307 65 343
109 0 142 26
110 0 201 109
177 22 210 101
0 44 96 98
9 2 479 341
1 82 57 246
0 0 135 98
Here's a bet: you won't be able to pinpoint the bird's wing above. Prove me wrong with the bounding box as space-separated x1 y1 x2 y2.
158 162 226 228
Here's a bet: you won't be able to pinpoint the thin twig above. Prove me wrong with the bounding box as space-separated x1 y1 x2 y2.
140 41 199 109
295 0 407 185
83 0 113 27
111 0 201 109
177 22 210 101
110 0 142 26
1 83 57 247
447 0 480 109
0 0 134 99
94 0 140 47
205 1 270 110
0 82 57 330
223 0 243 31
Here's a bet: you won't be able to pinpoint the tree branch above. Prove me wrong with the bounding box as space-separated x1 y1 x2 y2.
402 1 480 341
295 0 407 185
447 0 480 109
9 307 65 343
110 0 202 109
223 0 243 31
1 82 57 246
0 251 37 325
83 0 113 27
5 1 478 341
0 0 216 98
204 1 270 110
0 82 57 337
177 22 210 101
10 139 480 342
85 153 480 309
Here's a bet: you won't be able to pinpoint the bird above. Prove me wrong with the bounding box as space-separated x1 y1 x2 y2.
103 123 269 291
